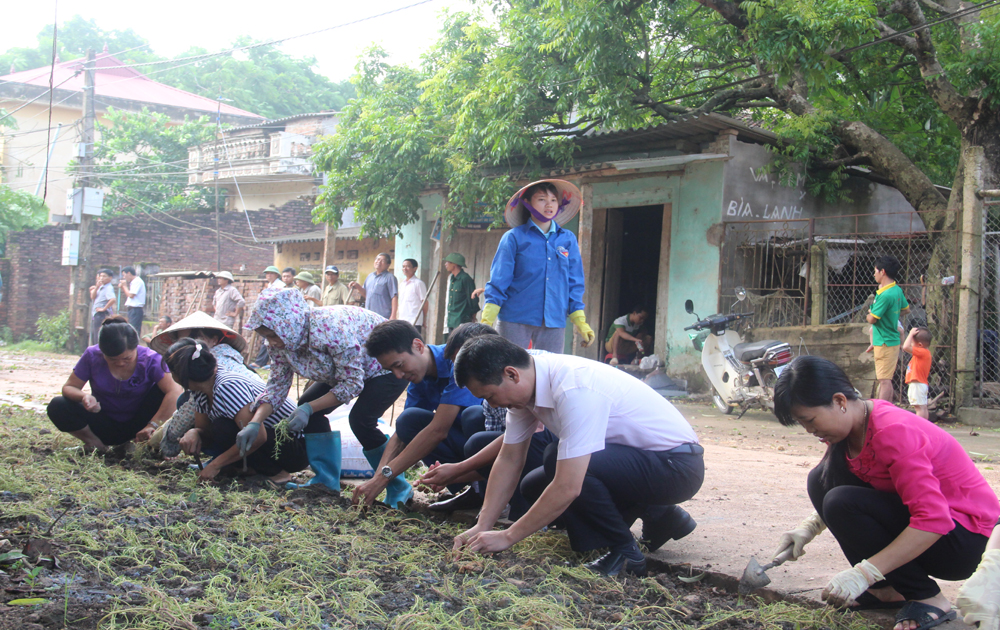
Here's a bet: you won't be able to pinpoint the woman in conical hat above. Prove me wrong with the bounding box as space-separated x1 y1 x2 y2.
150 311 256 458
481 179 595 353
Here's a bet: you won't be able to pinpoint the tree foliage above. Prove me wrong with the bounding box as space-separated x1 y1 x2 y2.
314 0 999 236
0 17 355 119
86 108 217 216
0 185 47 255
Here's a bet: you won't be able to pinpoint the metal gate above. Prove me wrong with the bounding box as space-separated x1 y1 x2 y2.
721 211 960 406
978 202 1000 407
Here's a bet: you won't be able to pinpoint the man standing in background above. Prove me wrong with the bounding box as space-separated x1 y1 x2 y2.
212 271 245 328
281 267 296 288
444 253 479 340
264 266 284 290
119 266 146 333
398 258 428 335
322 266 352 306
352 252 398 320
89 268 117 344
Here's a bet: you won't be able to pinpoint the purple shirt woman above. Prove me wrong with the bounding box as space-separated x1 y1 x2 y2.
47 315 182 451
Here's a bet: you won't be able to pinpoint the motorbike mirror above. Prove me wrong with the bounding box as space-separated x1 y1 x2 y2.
735 287 747 302
685 300 694 314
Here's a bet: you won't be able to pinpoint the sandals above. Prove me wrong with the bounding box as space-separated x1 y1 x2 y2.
893 601 956 630
847 591 905 611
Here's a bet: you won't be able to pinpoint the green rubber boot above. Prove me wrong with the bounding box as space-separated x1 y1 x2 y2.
287 431 341 491
362 437 413 509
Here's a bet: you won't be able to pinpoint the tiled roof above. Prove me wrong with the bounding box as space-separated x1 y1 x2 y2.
0 53 263 119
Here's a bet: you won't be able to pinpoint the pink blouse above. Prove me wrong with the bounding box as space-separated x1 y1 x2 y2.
847 400 999 537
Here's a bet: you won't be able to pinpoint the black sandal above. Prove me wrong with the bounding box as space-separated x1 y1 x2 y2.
847 591 905 611
894 601 956 630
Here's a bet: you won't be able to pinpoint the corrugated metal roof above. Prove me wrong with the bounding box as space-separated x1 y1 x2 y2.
574 113 777 155
264 226 362 244
227 111 340 133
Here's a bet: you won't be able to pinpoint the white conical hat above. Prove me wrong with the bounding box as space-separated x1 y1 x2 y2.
504 179 582 228
150 311 247 354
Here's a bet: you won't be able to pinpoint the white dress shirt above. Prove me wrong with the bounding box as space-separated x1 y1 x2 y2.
505 354 698 460
398 275 428 326
125 277 146 308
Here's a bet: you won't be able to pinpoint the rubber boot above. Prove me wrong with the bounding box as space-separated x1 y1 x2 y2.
287 431 342 491
362 438 413 509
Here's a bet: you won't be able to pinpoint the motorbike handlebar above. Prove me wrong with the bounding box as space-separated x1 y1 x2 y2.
684 312 755 331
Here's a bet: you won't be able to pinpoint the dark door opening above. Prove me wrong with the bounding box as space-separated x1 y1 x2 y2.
601 205 663 352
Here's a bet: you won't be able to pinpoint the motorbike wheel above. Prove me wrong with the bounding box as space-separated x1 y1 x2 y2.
713 393 735 415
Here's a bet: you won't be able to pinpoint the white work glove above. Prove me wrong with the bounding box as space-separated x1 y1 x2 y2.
958 549 1000 630
285 402 313 433
236 421 262 457
773 512 827 561
823 559 884 607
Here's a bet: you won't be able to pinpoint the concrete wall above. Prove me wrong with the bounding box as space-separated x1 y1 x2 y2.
722 141 923 233
748 323 875 391
0 103 95 213
274 236 394 284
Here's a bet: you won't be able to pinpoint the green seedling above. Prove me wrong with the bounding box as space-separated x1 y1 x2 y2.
0 406 882 630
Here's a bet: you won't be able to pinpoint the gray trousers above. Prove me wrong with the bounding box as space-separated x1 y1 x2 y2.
497 320 565 353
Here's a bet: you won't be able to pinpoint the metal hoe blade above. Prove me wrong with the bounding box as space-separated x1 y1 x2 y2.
739 556 772 594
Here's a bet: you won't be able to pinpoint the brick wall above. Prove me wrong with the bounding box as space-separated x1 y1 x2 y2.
0 258 9 337
1 201 315 338
748 323 876 390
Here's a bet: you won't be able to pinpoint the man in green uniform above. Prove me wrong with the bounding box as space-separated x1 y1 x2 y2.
444 253 480 340
866 256 910 401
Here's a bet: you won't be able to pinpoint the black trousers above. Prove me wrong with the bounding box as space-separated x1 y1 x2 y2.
465 428 557 521
203 415 308 476
807 464 988 600
521 441 705 552
460 405 487 439
48 386 165 446
127 306 144 333
298 373 407 449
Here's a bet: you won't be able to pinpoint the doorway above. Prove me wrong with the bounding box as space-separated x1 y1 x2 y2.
600 205 663 352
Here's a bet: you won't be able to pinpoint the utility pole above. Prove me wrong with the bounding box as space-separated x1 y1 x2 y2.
67 49 96 351
214 100 221 272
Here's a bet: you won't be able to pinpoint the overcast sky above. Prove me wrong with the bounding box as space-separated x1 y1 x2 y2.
5 0 474 81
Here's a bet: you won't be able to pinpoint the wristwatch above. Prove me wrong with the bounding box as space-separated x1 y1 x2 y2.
380 465 393 479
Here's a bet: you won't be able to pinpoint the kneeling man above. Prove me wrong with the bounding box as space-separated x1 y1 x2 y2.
452 336 704 576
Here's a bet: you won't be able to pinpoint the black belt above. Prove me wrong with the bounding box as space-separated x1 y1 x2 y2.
664 443 704 455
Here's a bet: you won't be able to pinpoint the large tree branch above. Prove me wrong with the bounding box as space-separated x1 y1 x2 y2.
693 0 748 30
879 0 973 126
836 120 948 212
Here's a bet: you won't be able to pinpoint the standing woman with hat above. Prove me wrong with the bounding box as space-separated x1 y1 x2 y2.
444 253 480 339
212 271 245 328
244 288 409 499
482 180 594 353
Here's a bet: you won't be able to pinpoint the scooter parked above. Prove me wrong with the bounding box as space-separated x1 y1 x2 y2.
684 288 792 416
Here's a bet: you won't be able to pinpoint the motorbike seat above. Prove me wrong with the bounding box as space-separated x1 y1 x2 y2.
733 340 786 363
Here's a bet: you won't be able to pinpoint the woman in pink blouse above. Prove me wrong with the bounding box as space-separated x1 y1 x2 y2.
770 356 998 630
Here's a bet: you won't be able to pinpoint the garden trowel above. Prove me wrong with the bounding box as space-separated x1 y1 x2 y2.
739 548 794 594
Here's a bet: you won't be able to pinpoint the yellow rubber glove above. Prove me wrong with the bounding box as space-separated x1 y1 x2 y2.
569 310 595 346
481 303 501 328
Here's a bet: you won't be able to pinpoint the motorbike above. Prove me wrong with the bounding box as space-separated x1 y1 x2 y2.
684 288 792 416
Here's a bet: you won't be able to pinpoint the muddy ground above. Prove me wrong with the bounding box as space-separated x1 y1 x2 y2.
2 347 998 629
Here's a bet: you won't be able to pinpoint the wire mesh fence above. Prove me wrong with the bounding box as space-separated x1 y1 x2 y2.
721 210 959 408
977 202 1000 407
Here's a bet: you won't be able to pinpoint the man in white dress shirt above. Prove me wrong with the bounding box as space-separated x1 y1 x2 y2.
397 258 428 334
452 335 704 576
119 266 146 333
